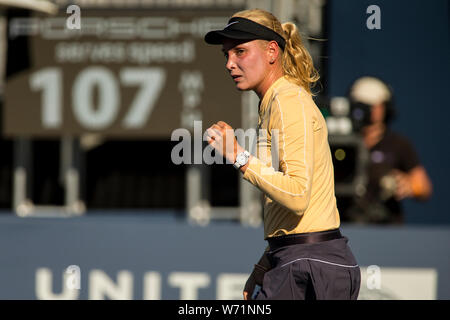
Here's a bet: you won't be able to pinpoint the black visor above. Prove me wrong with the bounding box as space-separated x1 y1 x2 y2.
204 17 286 50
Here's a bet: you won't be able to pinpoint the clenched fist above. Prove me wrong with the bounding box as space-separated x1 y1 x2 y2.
206 121 239 164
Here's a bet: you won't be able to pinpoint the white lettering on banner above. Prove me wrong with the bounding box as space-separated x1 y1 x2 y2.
107 17 138 39
34 267 438 299
52 0 246 8
137 17 176 39
35 268 80 300
179 71 204 109
73 67 120 129
143 272 161 300
30 68 62 129
120 68 166 128
54 41 196 65
9 17 228 40
127 41 195 64
179 70 204 131
55 42 126 64
89 270 133 300
216 274 249 300
168 272 210 300
29 67 166 130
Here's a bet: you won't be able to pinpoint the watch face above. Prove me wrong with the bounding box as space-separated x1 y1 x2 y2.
237 154 245 165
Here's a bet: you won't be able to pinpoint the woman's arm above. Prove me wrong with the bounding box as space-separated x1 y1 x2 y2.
206 92 315 215
243 247 271 300
241 92 315 215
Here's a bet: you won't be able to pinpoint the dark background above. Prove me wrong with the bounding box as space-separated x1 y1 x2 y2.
327 0 450 224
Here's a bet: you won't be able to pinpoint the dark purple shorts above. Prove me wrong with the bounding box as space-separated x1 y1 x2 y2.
255 236 361 300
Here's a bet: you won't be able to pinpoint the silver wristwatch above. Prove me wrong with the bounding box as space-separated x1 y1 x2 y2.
233 150 250 169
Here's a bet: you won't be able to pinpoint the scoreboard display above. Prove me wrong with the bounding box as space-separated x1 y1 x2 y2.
4 9 242 138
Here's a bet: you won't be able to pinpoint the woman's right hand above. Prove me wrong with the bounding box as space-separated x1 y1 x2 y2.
243 250 271 300
243 272 257 300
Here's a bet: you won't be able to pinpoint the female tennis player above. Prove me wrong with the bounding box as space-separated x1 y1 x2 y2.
204 9 360 300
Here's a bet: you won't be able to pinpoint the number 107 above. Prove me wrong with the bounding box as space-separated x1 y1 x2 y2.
30 66 166 130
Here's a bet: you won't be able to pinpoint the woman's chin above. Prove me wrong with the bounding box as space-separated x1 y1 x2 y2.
235 82 250 91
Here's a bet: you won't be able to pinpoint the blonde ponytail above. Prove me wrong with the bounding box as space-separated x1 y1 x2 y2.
281 22 320 94
232 9 320 94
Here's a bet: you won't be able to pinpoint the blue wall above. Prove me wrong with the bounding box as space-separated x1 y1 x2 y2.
328 0 450 224
0 215 449 299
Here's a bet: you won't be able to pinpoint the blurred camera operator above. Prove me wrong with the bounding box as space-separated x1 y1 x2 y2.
347 76 432 224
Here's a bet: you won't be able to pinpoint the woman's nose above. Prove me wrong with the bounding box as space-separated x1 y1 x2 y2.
226 56 235 71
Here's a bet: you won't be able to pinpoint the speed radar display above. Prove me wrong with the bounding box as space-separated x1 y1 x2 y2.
4 9 241 138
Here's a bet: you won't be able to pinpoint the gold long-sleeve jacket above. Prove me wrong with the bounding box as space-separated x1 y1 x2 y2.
243 76 340 239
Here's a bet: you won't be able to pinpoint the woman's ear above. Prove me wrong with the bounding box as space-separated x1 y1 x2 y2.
267 40 279 64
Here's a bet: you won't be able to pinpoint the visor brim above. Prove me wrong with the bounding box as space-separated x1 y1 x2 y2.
204 29 260 45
